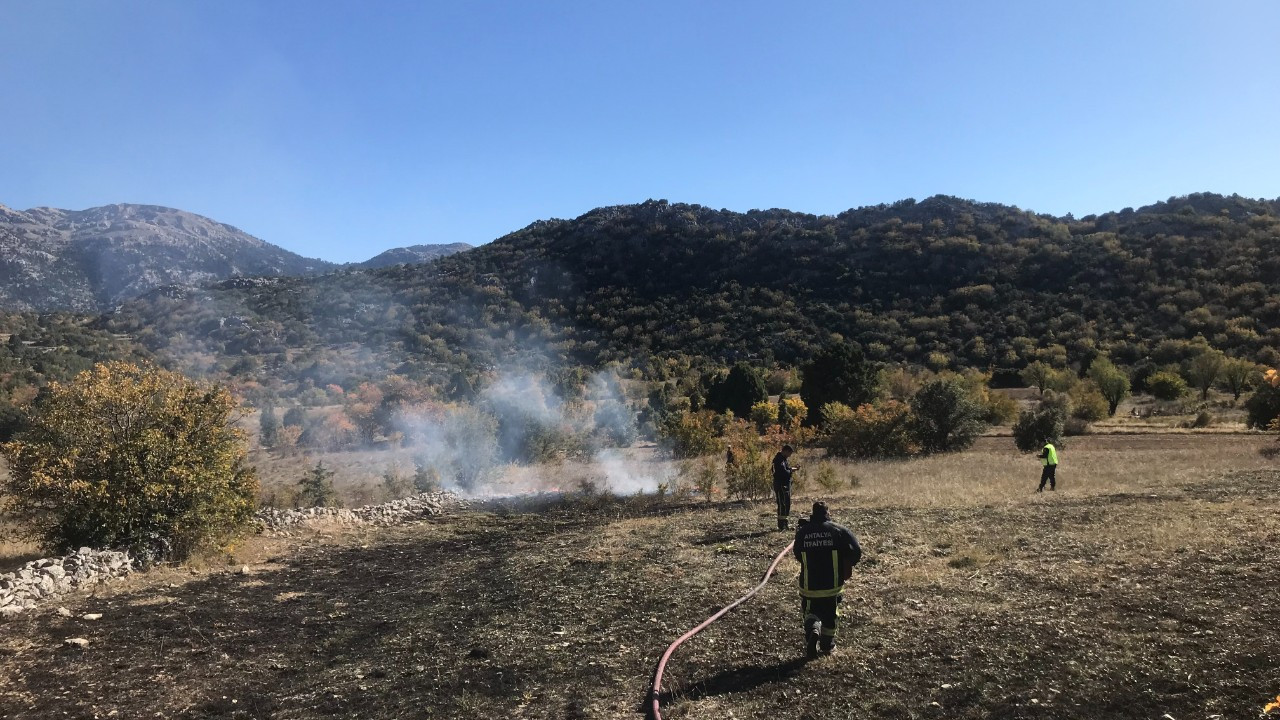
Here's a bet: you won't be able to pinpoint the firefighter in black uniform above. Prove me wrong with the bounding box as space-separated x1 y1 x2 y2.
772 445 797 531
793 501 861 657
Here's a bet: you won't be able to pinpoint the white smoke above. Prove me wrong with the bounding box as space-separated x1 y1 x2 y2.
390 365 669 497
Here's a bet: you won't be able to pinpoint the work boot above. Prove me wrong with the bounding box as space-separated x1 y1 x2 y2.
819 636 836 655
805 620 821 659
778 518 789 531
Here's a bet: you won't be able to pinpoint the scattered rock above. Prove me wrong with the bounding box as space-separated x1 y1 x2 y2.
63 637 90 648
82 613 103 621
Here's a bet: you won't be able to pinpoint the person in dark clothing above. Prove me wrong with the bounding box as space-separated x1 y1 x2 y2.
793 501 861 657
1037 441 1059 492
772 445 797 531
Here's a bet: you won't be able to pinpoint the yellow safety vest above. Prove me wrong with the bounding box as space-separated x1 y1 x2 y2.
1043 443 1058 466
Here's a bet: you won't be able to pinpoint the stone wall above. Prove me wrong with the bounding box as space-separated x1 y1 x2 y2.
0 490 461 619
256 490 461 533
0 548 132 619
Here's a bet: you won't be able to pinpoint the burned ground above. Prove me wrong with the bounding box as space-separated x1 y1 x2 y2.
1 467 1278 719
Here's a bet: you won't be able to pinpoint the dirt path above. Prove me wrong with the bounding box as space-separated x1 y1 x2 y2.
1 471 1277 719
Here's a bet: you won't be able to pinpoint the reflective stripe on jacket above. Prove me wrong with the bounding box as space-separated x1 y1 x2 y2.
793 519 861 599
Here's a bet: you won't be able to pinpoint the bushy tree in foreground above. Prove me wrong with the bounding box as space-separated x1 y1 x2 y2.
910 379 988 453
1 362 258 561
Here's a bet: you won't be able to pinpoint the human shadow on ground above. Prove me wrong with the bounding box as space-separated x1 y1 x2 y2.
653 655 811 709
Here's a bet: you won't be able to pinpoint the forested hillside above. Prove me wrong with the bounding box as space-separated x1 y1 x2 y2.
100 192 1280 399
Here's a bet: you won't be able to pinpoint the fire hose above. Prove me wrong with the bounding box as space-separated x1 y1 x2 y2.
649 539 795 719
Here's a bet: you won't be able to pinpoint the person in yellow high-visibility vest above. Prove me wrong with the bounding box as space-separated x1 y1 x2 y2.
1037 441 1058 491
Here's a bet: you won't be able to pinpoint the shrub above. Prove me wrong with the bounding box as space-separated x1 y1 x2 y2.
778 395 808 430
749 400 779 431
982 389 1020 425
823 400 917 459
910 379 988 453
1063 417 1092 436
1012 399 1066 452
1146 371 1189 401
381 466 413 499
812 463 844 494
680 459 719 503
0 362 258 560
412 461 441 493
1244 369 1280 429
658 410 723 459
1069 384 1109 422
725 448 771 500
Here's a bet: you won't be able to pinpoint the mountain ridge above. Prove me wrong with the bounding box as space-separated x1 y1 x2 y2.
98 191 1280 399
0 202 336 311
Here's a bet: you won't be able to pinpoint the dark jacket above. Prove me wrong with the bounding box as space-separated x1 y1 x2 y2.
772 452 794 487
793 518 861 598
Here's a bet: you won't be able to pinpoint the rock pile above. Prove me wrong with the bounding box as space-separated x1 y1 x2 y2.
256 491 460 533
0 548 132 619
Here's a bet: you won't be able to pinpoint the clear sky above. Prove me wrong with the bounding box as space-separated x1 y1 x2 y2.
1 1 1277 263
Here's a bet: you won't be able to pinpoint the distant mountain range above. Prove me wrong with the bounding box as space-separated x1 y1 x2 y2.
0 203 470 311
352 243 473 269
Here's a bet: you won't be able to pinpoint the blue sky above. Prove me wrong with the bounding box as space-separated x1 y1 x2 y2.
1 1 1278 262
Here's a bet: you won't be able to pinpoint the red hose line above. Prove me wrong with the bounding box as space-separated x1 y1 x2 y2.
649 540 795 719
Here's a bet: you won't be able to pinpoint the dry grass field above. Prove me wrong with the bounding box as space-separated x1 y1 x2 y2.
1 432 1277 719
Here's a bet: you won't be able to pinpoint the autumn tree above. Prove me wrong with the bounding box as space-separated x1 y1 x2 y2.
1021 361 1054 395
0 362 258 560
1220 357 1260 402
1183 348 1225 401
1244 368 1280 430
1087 357 1130 416
822 401 917 459
1146 371 1188 401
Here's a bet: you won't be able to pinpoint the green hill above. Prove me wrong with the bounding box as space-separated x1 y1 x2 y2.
100 192 1280 398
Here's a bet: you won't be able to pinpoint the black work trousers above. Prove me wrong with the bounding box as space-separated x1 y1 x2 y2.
1038 464 1057 491
774 481 791 528
803 596 840 643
